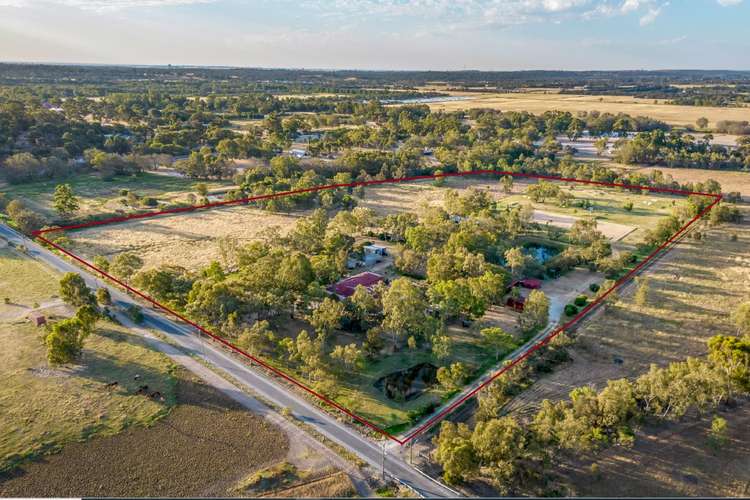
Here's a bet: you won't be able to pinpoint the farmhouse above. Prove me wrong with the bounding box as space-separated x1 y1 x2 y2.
330 271 384 298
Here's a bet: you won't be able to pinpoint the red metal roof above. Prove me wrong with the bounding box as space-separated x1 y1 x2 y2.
512 278 543 289
331 272 384 297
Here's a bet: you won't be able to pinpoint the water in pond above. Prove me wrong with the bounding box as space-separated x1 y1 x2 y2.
374 363 438 402
523 243 559 264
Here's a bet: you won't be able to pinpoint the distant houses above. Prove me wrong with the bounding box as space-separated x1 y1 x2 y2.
329 271 384 299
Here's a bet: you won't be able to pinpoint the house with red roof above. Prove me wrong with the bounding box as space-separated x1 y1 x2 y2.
330 272 384 298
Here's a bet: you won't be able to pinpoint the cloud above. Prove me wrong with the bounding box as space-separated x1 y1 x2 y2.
0 0 218 10
716 0 742 5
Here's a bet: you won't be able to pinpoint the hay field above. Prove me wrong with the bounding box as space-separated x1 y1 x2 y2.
426 91 750 128
66 205 305 271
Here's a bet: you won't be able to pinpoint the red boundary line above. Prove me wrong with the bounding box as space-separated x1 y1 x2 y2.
32 170 721 445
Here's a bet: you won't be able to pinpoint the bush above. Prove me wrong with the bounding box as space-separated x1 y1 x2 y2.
574 295 588 307
142 197 158 207
589 283 600 293
126 304 144 324
564 304 579 316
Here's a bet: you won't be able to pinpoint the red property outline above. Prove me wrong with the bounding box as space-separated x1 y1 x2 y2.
33 170 721 445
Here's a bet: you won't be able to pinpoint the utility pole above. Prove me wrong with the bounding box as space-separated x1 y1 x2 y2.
409 439 414 464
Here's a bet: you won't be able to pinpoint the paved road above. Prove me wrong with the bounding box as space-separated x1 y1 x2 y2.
0 224 458 498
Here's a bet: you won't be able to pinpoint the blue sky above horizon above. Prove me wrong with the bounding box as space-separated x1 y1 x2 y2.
0 0 748 70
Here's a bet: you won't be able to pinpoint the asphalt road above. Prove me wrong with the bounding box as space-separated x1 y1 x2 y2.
0 223 458 498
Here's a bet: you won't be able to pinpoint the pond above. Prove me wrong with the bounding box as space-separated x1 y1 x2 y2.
374 363 438 402
523 243 560 264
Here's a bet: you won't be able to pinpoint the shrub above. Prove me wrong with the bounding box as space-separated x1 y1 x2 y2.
142 197 159 207
564 304 579 316
574 295 588 307
126 305 144 324
589 283 600 293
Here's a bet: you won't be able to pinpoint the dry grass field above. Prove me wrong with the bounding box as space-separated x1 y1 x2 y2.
425 91 750 129
67 206 306 271
504 208 750 419
548 402 750 497
628 166 750 199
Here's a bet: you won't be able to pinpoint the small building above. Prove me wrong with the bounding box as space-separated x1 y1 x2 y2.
512 278 543 290
506 296 525 312
363 244 387 256
28 313 47 327
330 272 384 298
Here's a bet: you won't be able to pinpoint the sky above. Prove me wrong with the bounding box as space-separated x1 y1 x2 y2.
0 0 748 70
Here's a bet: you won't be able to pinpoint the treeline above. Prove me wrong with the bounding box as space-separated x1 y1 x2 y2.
433 329 750 492
614 130 750 170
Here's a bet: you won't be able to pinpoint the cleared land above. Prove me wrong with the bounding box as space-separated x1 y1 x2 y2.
425 91 750 129
2 172 230 219
68 206 305 271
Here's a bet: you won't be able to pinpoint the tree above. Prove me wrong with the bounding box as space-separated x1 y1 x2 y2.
6 199 45 234
470 417 525 490
52 183 79 218
330 343 362 371
594 137 609 156
696 117 709 130
429 279 486 320
437 362 469 391
481 327 516 361
110 253 144 280
45 305 98 365
518 290 549 333
309 298 346 338
504 247 527 279
237 320 274 354
196 183 209 197
59 273 95 307
96 287 111 306
433 421 477 485
382 277 429 346
431 331 452 361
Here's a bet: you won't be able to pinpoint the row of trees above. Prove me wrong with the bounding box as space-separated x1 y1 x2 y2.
434 329 750 491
